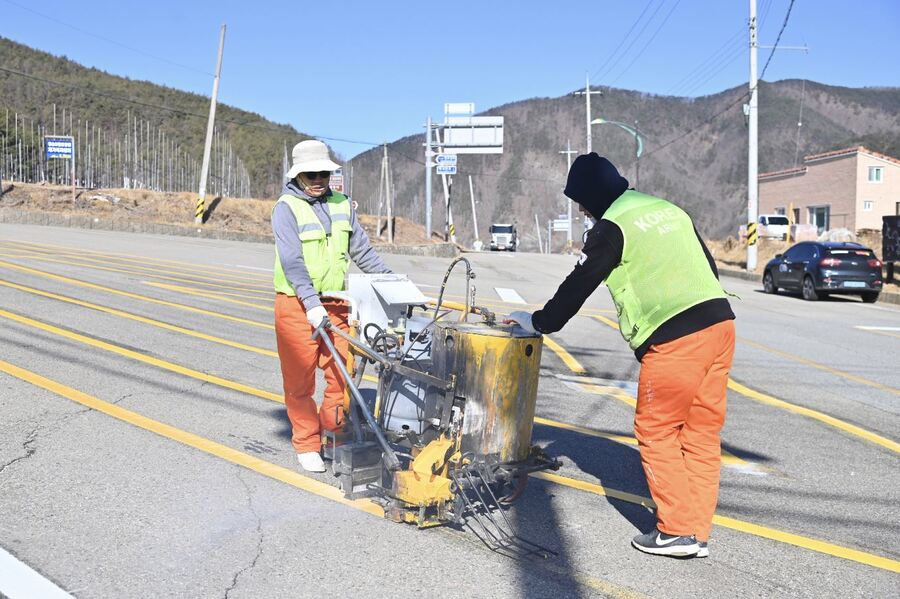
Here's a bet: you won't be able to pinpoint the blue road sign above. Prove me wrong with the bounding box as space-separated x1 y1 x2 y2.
45 136 74 159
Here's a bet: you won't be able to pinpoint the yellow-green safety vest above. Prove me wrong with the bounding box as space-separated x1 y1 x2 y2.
273 192 352 295
603 190 727 350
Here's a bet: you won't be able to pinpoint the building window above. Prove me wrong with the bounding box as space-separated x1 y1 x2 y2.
808 205 830 234
774 207 786 215
868 166 883 183
863 201 874 211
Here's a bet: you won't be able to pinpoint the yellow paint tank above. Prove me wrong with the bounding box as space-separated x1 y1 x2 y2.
431 322 543 462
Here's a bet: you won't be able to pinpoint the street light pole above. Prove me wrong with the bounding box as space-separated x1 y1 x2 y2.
574 74 602 154
590 118 644 186
559 139 577 247
424 116 433 241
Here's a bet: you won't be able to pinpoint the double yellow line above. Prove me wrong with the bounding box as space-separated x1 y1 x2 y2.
589 316 900 454
3 241 899 572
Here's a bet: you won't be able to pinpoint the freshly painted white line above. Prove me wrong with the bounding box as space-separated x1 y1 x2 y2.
855 326 900 331
495 287 526 304
0 547 74 599
223 263 272 272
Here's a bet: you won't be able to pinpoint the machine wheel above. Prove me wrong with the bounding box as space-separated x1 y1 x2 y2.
498 473 529 505
763 271 777 294
802 276 819 301
861 292 879 303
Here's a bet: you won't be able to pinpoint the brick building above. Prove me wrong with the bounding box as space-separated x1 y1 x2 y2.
758 146 900 234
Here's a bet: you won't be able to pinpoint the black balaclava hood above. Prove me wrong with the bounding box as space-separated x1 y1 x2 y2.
563 153 629 219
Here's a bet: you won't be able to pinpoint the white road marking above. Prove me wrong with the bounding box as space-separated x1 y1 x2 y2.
495 287 526 304
222 263 272 272
855 326 900 331
0 547 74 599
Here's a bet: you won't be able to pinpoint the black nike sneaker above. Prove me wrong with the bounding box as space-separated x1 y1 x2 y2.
631 528 700 557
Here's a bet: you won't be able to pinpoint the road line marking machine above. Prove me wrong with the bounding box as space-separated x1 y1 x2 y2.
314 258 560 557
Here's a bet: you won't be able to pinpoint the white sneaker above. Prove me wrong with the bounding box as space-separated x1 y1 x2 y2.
297 452 325 472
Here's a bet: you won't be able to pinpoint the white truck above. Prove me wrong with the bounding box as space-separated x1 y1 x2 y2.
489 224 518 251
758 214 790 239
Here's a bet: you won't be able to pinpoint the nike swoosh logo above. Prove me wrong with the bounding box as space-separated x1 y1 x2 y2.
655 534 682 546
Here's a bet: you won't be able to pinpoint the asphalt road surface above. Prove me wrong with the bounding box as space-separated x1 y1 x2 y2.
1 224 898 598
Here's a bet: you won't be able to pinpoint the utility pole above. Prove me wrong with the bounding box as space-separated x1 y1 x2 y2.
634 119 641 189
468 175 481 249
747 1 758 271
385 145 394 244
534 214 544 255
424 116 433 241
377 144 385 238
195 24 226 225
574 73 602 154
559 139 578 247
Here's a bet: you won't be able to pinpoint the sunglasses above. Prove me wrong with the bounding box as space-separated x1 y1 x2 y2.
302 171 331 180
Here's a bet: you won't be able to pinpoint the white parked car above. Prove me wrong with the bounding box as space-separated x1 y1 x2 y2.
758 214 790 239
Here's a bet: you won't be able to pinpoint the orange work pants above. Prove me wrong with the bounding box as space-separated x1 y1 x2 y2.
274 294 349 453
634 319 735 542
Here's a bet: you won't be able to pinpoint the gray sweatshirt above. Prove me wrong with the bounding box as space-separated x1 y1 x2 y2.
273 180 391 310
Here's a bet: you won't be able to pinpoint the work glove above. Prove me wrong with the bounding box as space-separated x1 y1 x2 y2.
307 305 330 329
503 310 538 335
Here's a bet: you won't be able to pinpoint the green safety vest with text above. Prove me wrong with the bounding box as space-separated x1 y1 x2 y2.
273 192 352 295
603 191 727 350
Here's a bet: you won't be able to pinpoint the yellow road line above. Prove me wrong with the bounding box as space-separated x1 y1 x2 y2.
0 251 270 295
0 359 640 599
728 379 900 454
567 387 748 467
738 336 899 396
0 358 380 516
143 281 273 310
142 282 273 302
534 416 637 446
861 329 900 340
0 280 278 358
590 313 899 454
0 308 282 403
0 241 272 283
0 259 273 330
0 275 669 465
592 315 621 330
533 471 900 574
542 336 587 374
579 383 635 407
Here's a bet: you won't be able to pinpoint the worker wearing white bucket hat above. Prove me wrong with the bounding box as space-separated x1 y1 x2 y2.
273 139 392 472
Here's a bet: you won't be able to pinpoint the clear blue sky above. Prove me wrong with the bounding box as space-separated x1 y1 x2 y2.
3 0 898 159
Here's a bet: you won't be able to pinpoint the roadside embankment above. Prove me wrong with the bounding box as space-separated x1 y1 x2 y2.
0 182 458 258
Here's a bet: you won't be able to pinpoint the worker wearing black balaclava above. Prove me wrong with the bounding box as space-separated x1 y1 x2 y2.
505 153 735 559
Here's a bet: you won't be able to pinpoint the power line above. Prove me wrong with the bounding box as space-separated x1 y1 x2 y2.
638 0 797 159
666 27 744 96
681 45 748 97
606 0 684 88
759 0 797 81
1 0 214 77
593 0 667 84
589 0 657 81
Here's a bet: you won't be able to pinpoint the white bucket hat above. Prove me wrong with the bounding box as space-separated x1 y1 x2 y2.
286 140 341 179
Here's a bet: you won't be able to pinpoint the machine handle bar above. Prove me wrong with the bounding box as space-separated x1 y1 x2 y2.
312 320 402 471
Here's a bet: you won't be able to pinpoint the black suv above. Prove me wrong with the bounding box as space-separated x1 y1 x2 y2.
763 241 883 302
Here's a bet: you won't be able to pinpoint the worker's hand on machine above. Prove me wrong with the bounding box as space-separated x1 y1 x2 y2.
307 305 330 329
503 311 538 335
